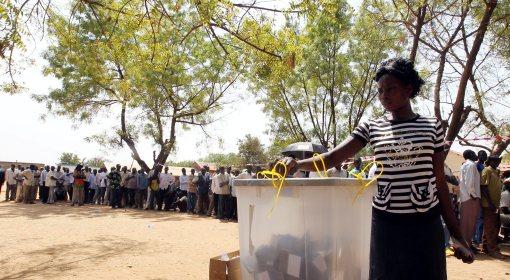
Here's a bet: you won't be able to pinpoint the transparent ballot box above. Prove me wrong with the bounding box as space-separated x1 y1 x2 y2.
234 178 376 280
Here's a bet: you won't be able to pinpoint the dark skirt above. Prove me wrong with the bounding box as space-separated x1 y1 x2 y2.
369 207 447 280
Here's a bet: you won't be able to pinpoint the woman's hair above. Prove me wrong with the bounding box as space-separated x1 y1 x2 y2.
375 57 425 98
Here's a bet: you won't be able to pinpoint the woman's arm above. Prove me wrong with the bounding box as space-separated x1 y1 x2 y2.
432 151 474 263
283 136 366 174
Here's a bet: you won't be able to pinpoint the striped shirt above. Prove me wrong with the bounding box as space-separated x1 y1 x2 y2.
352 114 444 214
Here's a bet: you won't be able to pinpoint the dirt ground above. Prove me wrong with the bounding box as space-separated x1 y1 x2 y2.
0 191 508 279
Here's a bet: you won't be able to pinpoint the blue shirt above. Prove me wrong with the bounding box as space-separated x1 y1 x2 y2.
476 162 485 173
197 173 209 195
137 173 149 190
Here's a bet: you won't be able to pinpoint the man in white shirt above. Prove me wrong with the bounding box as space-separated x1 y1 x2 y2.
39 166 49 203
228 168 240 220
157 166 173 210
46 166 58 204
459 150 481 247
179 168 189 196
208 167 220 217
63 167 74 201
5 164 19 201
213 166 230 220
95 168 107 204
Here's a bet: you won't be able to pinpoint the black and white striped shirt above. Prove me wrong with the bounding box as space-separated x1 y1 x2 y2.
352 114 444 214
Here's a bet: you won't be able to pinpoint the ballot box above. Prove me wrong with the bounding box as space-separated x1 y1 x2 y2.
234 178 376 280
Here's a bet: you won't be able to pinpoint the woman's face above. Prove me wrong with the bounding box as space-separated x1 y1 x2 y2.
377 74 413 112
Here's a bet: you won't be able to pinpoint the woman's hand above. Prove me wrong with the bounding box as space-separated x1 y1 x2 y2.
451 237 475 264
273 157 299 177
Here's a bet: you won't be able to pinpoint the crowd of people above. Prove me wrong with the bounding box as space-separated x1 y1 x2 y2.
0 163 263 221
454 150 510 259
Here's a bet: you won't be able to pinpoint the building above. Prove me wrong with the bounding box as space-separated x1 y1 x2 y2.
0 161 45 169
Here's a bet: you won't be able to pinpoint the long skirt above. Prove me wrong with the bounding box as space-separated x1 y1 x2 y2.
72 186 84 205
369 207 446 280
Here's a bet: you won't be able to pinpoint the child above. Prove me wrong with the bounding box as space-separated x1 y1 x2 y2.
281 58 473 279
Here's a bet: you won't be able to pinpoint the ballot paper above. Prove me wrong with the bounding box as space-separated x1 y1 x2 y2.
287 254 301 278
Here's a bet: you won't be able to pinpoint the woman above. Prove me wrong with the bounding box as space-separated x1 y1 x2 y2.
71 164 86 206
281 58 473 279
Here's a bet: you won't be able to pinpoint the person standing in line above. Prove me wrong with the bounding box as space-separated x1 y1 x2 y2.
119 166 129 208
15 167 25 203
135 169 148 209
459 150 481 252
38 166 48 203
95 168 107 204
237 165 254 180
0 165 5 198
71 165 86 206
229 169 240 220
146 166 161 210
224 166 233 219
187 169 198 214
82 166 90 204
473 150 488 248
65 167 74 201
157 166 172 211
87 169 97 204
5 164 18 201
208 167 220 217
108 165 122 209
165 176 180 211
46 166 58 204
105 167 114 205
20 165 36 204
196 168 210 215
54 166 65 201
61 167 70 201
126 168 138 208
32 167 41 202
213 166 230 220
179 168 189 198
480 156 506 259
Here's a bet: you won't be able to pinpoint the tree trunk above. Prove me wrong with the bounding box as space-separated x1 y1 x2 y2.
492 139 510 157
433 51 447 121
445 0 498 148
120 103 151 172
409 5 427 63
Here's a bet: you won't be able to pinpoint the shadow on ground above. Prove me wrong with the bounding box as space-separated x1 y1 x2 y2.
0 236 146 280
0 200 225 223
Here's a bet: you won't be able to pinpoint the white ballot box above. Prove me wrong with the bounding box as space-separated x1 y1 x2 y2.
234 178 376 280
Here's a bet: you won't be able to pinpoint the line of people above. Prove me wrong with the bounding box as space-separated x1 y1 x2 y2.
0 163 260 222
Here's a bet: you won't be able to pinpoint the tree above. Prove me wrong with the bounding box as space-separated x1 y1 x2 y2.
200 153 242 167
58 152 81 165
244 0 402 149
237 134 267 165
166 160 195 167
365 0 508 155
1 0 53 92
85 157 107 168
40 0 237 172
